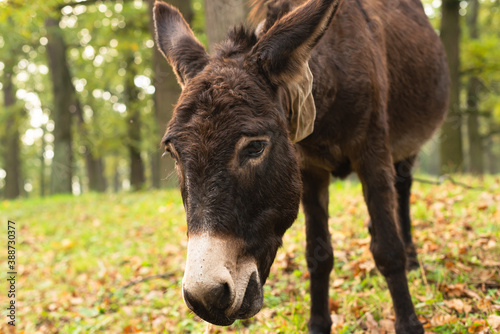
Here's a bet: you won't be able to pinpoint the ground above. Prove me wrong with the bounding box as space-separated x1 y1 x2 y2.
1 176 499 333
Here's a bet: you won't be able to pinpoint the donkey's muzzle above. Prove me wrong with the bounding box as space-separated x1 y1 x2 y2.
182 233 263 325
183 286 234 325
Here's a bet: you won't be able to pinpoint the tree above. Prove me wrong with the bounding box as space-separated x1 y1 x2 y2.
2 60 22 199
204 0 248 51
465 0 483 174
74 99 107 192
439 0 464 173
46 17 74 194
125 53 145 191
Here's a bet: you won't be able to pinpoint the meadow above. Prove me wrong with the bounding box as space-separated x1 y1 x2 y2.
1 176 499 333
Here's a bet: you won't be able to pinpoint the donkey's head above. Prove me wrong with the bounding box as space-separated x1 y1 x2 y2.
153 0 341 325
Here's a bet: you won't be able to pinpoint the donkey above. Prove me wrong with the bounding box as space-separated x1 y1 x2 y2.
152 0 449 332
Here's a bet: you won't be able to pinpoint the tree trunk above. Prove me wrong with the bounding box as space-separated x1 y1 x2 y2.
74 100 107 192
486 126 499 174
466 81 483 174
40 125 46 197
2 61 22 199
125 54 145 191
113 156 121 192
204 0 247 52
147 0 192 188
439 0 464 173
465 0 483 174
46 17 73 194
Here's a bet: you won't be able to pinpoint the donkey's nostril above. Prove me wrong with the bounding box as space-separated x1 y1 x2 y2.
212 282 232 310
183 282 232 312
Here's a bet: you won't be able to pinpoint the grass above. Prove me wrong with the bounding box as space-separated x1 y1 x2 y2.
1 175 499 333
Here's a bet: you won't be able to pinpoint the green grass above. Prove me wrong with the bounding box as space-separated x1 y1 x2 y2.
1 176 499 333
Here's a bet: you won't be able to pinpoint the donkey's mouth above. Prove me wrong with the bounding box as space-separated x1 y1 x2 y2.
234 271 263 319
181 233 264 326
183 289 235 326
183 271 263 326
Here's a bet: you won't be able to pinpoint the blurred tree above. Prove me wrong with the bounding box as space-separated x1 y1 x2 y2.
45 17 74 194
2 0 500 201
204 0 248 51
465 0 483 174
2 59 22 199
439 0 464 173
125 52 145 191
74 99 107 192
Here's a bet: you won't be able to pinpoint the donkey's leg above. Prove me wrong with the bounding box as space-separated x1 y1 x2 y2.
353 149 423 334
394 156 419 271
302 167 333 334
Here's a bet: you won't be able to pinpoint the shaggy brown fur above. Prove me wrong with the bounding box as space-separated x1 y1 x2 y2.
153 0 449 332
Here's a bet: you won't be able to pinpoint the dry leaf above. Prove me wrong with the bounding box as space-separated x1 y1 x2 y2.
476 298 492 312
430 314 458 326
477 203 488 210
329 297 341 314
122 325 140 333
468 320 487 333
379 319 395 332
61 238 75 249
482 259 500 267
439 283 466 298
332 278 345 288
331 313 345 330
363 312 379 333
487 314 500 331
444 298 472 314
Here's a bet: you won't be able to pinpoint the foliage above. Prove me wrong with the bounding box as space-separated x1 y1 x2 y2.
420 0 500 172
0 0 206 195
1 177 499 333
1 0 500 196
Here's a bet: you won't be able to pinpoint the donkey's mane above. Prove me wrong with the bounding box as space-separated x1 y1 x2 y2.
214 26 258 59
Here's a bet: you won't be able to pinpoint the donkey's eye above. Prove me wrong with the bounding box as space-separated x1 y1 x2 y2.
245 140 268 157
163 148 178 162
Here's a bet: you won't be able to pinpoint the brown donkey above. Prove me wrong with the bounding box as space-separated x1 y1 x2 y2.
153 0 449 332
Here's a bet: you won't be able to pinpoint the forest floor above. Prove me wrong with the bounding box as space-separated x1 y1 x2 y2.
1 175 499 333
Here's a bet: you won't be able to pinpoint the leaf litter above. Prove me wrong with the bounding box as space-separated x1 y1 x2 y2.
0 176 498 333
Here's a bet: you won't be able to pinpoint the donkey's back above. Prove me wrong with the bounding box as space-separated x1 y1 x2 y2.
282 0 449 164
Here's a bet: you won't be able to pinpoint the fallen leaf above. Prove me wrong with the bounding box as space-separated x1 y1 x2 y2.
476 298 492 312
444 298 472 314
410 193 418 204
362 312 379 333
482 259 500 267
332 278 345 288
379 319 395 332
122 325 140 333
61 239 75 249
331 313 345 330
439 283 466 298
329 297 340 314
430 314 458 326
468 320 487 333
477 203 488 210
487 314 500 331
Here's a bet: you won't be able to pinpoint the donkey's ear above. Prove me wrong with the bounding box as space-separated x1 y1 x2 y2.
153 2 208 88
249 0 342 86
